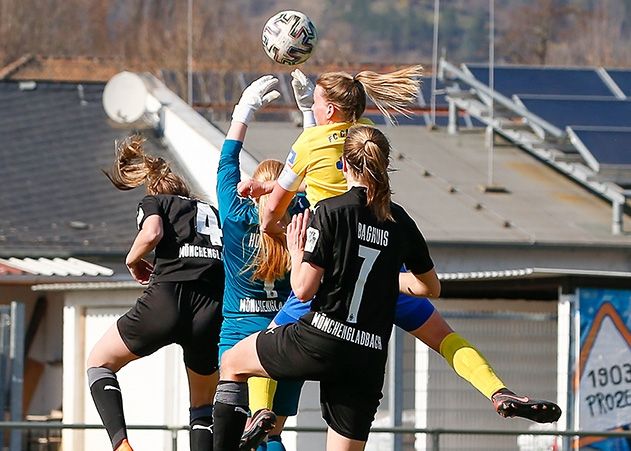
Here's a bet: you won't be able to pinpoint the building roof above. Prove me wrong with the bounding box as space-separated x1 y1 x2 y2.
0 257 113 276
212 119 631 246
0 55 153 83
4 67 631 287
0 79 193 258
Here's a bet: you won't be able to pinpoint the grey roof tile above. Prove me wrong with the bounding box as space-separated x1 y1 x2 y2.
0 80 180 257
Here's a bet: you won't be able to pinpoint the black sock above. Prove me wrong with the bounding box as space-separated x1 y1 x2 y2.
87 367 127 449
213 381 249 451
190 404 214 451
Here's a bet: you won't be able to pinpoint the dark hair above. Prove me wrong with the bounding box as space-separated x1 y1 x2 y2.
103 134 190 197
343 125 393 221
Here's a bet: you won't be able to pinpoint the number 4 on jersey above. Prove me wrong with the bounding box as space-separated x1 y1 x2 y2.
195 202 223 245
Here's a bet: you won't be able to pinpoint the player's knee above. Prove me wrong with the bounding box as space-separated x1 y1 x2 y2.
86 348 100 368
86 347 113 369
219 349 239 378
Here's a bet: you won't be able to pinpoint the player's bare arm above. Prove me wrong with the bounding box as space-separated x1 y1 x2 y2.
399 269 441 298
237 179 275 198
261 183 295 235
125 214 162 284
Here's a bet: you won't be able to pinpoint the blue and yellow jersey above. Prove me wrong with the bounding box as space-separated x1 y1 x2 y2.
216 139 290 319
277 122 353 206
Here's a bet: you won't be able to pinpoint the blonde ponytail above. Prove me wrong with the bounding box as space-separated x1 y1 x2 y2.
317 65 423 124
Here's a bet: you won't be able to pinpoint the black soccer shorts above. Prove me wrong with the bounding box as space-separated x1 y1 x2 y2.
256 322 386 441
117 279 222 375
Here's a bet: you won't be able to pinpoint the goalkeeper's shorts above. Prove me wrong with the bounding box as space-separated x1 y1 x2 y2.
273 292 436 332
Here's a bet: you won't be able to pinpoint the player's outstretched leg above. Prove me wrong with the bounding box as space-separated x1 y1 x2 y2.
87 367 133 451
240 409 277 451
492 388 562 423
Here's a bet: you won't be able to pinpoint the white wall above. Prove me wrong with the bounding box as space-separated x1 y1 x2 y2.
62 288 192 451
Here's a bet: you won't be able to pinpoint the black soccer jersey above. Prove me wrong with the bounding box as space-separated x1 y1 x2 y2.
137 195 224 284
301 187 434 349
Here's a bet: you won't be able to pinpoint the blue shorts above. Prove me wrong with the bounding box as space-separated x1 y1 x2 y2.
219 315 273 360
272 293 310 325
394 293 436 331
220 315 303 416
273 292 436 332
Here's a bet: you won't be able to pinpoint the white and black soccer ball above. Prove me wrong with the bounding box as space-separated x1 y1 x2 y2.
261 10 318 65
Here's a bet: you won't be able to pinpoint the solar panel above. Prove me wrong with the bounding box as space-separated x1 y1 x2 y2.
433 114 471 128
363 112 476 128
419 76 450 108
465 64 616 98
364 113 428 126
568 127 631 171
605 68 631 97
516 97 631 132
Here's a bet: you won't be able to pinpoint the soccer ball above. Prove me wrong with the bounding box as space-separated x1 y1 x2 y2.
261 10 318 65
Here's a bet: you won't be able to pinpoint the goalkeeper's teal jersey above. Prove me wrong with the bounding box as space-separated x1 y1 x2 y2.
216 139 290 320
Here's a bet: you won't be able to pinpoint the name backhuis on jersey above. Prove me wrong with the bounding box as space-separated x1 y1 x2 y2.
178 244 222 259
357 222 389 246
239 298 284 313
310 312 383 350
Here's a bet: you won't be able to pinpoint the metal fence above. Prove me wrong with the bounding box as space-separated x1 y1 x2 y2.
1 422 631 451
1 302 25 451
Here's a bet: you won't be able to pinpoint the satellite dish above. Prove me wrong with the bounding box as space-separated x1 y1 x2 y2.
103 71 148 124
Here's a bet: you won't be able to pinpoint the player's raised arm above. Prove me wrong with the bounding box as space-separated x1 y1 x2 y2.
232 74 280 127
218 75 280 220
291 69 316 128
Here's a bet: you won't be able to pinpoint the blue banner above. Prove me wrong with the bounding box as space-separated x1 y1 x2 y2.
577 288 631 450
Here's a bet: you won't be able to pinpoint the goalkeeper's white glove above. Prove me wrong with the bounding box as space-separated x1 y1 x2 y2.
232 75 281 125
291 69 316 128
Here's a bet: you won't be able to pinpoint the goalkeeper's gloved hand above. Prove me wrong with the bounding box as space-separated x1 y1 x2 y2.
291 69 316 128
232 75 281 125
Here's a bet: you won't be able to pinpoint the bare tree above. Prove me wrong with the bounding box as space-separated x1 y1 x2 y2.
497 0 582 65
555 0 631 67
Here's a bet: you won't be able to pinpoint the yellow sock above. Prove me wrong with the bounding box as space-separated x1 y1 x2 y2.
439 332 506 399
247 377 277 413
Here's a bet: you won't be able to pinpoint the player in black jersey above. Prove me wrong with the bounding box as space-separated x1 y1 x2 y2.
86 135 224 451
213 125 439 451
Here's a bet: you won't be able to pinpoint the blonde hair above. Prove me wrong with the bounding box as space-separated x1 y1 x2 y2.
248 159 291 282
317 65 423 125
104 134 191 197
343 125 393 222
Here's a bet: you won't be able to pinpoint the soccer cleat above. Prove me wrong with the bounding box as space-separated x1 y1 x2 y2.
492 389 562 423
239 408 277 451
114 438 134 451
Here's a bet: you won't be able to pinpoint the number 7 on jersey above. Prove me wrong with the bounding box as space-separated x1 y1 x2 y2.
347 245 381 323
